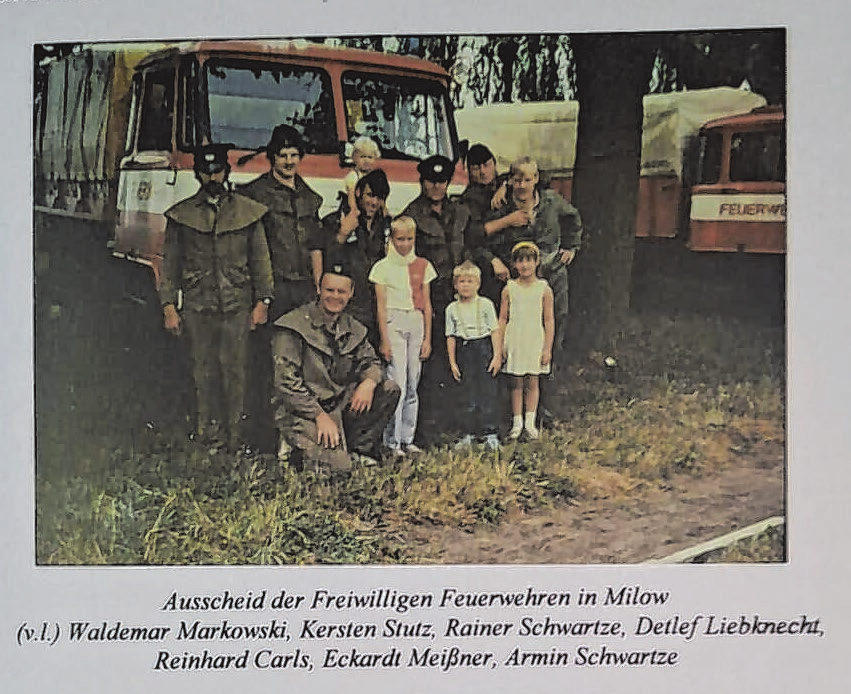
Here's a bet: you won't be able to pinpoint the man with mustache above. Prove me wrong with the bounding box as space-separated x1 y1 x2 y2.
159 143 273 452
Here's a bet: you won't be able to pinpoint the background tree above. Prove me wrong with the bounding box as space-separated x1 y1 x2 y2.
655 31 786 106
568 33 657 355
568 29 785 354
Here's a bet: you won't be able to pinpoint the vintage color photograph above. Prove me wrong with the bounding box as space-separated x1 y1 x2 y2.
33 31 786 565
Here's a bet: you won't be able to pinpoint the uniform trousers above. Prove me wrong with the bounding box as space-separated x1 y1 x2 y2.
282 380 401 471
417 278 453 442
182 309 250 447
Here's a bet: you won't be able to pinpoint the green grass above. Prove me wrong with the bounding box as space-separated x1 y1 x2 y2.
702 524 786 563
36 311 785 565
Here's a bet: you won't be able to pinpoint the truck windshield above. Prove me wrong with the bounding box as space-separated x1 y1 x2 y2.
342 71 454 160
137 69 175 152
202 59 337 154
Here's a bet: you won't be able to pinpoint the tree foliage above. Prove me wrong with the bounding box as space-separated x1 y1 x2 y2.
654 31 786 105
321 30 784 108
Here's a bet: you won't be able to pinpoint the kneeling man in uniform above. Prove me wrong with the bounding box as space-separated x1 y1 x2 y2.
271 261 401 471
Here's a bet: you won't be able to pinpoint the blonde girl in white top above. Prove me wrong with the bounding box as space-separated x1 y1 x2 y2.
369 216 436 456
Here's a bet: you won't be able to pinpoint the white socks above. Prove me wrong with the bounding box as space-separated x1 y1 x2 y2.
524 411 539 439
509 412 539 440
508 415 523 440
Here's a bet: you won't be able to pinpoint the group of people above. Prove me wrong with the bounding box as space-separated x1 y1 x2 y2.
158 125 583 473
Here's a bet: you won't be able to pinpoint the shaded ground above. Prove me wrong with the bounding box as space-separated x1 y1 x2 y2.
407 439 784 564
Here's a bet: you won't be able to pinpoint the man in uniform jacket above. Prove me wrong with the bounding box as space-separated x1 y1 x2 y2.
159 143 274 451
402 155 470 310
455 143 511 305
272 262 401 472
483 156 583 356
238 124 324 319
238 125 325 451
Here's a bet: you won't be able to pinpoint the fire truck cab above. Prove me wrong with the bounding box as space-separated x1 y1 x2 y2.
689 105 786 253
114 40 465 276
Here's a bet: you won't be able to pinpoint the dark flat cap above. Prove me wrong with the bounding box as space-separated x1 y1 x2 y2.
322 249 354 281
417 155 454 182
194 143 233 175
466 144 495 167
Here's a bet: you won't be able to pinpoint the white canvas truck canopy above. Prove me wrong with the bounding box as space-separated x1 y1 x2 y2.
455 87 767 179
35 43 171 184
37 49 115 183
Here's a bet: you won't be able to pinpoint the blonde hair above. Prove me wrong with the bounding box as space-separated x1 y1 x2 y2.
352 136 381 158
509 156 539 177
390 215 416 237
453 260 481 280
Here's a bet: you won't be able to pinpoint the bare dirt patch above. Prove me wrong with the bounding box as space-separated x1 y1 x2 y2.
406 441 784 564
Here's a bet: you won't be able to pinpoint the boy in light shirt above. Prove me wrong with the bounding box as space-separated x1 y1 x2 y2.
445 261 502 450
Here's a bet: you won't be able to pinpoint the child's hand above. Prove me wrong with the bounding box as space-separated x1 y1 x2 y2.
488 355 501 376
420 340 432 361
450 363 462 381
490 181 508 209
541 347 552 367
380 340 393 362
338 209 359 242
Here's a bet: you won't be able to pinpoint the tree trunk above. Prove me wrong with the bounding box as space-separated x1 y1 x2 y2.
568 34 655 356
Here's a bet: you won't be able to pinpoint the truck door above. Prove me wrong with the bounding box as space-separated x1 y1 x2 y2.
114 64 192 275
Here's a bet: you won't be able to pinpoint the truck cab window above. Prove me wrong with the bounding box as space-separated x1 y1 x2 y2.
697 131 723 184
202 60 336 154
137 69 175 151
730 129 785 183
342 72 455 160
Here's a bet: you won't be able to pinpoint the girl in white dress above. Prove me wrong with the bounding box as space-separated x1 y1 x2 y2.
498 241 555 440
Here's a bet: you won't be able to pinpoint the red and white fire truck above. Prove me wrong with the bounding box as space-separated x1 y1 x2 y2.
34 40 466 279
